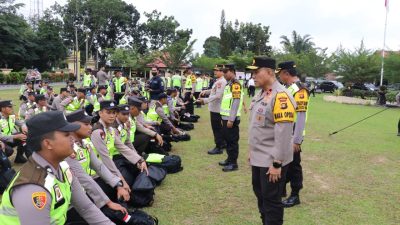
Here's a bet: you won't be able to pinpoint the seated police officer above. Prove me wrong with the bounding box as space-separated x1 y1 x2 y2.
0 111 114 225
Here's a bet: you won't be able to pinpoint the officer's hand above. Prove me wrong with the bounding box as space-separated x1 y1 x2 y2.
155 134 164 146
227 121 234 129
199 91 205 97
116 186 130 202
137 161 149 176
13 133 26 141
172 127 180 134
21 127 28 134
197 99 204 105
293 144 301 153
106 201 128 215
121 178 131 193
266 167 281 183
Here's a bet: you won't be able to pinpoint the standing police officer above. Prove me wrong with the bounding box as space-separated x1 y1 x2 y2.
219 64 242 172
247 57 296 225
197 64 227 155
148 67 165 100
0 111 114 225
276 61 310 207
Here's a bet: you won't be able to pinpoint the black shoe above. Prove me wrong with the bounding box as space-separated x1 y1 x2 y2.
282 195 300 208
208 148 223 155
14 155 27 164
281 189 287 198
397 132 400 136
218 160 229 166
222 164 238 172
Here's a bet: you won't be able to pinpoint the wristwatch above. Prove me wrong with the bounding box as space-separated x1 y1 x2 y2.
272 161 282 169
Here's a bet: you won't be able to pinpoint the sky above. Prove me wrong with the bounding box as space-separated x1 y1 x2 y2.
18 0 400 54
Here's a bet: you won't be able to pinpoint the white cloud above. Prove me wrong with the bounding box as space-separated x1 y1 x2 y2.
18 0 400 53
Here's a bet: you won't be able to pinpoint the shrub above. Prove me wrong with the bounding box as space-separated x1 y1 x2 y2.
333 89 342 97
386 91 398 103
0 72 4 83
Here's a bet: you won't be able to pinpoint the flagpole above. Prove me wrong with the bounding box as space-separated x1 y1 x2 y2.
380 2 388 86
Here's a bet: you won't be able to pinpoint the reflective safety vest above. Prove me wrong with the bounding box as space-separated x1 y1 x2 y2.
0 160 72 225
195 78 203 92
162 105 170 117
65 97 87 114
185 75 195 89
73 140 96 176
165 77 172 88
129 117 136 143
0 115 16 135
119 95 127 105
171 75 182 87
83 74 92 87
220 84 243 117
287 83 310 136
141 111 153 123
113 77 126 93
106 128 119 157
33 106 47 116
90 95 100 112
203 78 209 89
106 86 113 100
116 123 128 144
145 153 165 163
39 87 46 94
146 104 162 123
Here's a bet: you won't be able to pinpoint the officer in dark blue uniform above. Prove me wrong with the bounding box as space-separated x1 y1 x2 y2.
148 67 164 100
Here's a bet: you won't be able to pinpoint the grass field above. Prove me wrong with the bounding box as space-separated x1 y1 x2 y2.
1 87 399 225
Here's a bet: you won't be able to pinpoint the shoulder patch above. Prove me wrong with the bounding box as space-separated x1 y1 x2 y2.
232 83 241 99
294 89 309 112
273 92 295 123
32 192 47 210
100 130 105 140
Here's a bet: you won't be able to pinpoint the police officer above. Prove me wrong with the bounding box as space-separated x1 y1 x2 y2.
44 86 55 106
0 100 30 163
25 95 49 120
197 64 227 155
194 71 203 108
276 61 310 207
112 70 127 103
83 68 93 88
0 111 114 225
61 88 89 114
247 56 296 225
90 101 148 188
171 69 183 95
148 67 164 100
147 93 180 135
51 87 70 111
218 64 242 172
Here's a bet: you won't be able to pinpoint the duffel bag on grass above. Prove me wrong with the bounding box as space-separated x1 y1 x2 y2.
145 154 183 174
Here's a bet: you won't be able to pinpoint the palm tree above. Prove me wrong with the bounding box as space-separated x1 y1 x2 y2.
280 31 315 54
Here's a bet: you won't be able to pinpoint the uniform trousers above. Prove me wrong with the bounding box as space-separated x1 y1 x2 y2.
285 151 303 196
210 112 225 149
133 132 151 155
252 165 288 225
221 119 240 164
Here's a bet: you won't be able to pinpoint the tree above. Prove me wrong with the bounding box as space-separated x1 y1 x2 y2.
106 47 139 69
141 10 180 50
236 23 272 55
280 31 315 54
332 41 380 83
203 36 220 58
227 51 255 71
192 55 227 71
33 10 67 70
383 53 400 84
161 39 196 70
0 0 24 14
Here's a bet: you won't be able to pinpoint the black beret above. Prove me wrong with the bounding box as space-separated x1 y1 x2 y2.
276 61 297 74
69 85 76 88
137 96 148 102
157 93 168 100
0 100 13 108
100 100 117 111
77 88 86 93
98 85 107 90
26 111 80 139
66 109 92 123
128 97 143 108
247 56 276 70
117 104 130 113
34 94 46 102
223 64 236 71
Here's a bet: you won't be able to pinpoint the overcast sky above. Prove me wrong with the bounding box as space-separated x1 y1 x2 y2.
18 0 400 54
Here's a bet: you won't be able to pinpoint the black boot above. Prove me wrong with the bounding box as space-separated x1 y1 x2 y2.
208 147 223 155
14 146 27 164
218 160 229 166
282 195 300 207
222 163 238 172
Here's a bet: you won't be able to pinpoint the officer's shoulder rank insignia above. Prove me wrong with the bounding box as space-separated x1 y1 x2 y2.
32 192 47 210
100 130 105 140
53 184 64 202
273 92 295 123
232 83 241 99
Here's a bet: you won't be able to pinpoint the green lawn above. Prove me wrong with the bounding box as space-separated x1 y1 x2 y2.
1 87 399 225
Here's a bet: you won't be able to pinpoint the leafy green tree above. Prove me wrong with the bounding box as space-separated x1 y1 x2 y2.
203 36 221 58
383 53 400 83
332 41 380 83
236 23 272 55
0 0 24 14
161 39 196 70
106 47 139 69
227 51 255 71
280 31 315 54
192 56 227 71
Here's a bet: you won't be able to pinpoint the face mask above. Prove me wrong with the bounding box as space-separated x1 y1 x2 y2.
151 72 157 76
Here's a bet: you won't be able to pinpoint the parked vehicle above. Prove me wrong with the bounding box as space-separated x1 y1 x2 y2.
319 81 338 93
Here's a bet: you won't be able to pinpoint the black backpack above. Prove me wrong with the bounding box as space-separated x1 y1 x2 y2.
130 209 159 225
156 155 183 174
177 122 194 131
131 172 155 207
147 166 167 186
0 168 16 194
